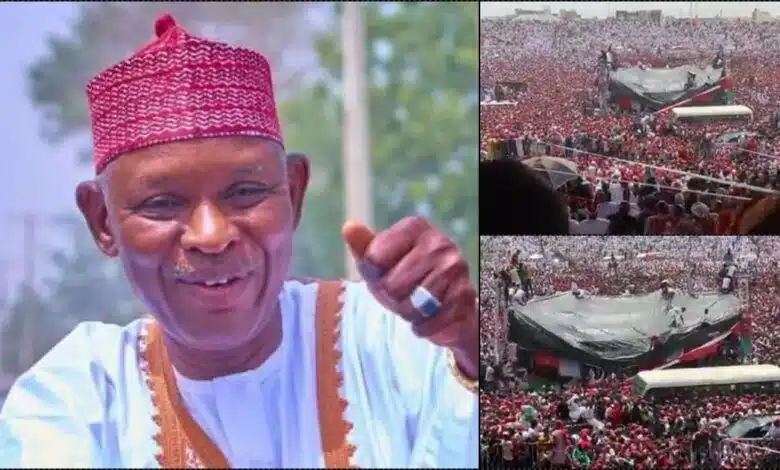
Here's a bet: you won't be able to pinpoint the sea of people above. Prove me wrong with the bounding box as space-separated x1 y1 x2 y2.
480 236 780 468
480 16 780 234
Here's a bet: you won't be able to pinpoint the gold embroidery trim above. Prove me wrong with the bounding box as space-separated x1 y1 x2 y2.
315 280 357 468
142 321 230 468
447 348 479 395
139 279 357 468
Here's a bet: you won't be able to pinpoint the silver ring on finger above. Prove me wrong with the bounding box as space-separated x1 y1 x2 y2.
410 285 442 319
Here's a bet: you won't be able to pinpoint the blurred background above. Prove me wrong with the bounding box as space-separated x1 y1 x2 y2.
0 2 477 401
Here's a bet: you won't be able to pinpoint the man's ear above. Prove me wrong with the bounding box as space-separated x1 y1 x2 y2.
75 180 119 257
285 152 311 229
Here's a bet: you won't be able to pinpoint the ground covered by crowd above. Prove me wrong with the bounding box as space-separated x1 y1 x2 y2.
481 16 780 234
480 236 780 468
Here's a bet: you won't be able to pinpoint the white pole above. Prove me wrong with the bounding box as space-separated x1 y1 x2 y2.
341 2 373 281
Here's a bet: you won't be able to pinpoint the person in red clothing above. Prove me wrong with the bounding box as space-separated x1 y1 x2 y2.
715 200 736 235
607 402 623 428
656 450 670 469
692 427 710 467
645 200 674 235
550 420 570 468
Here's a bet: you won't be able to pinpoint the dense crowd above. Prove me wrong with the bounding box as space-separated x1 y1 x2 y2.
480 236 780 468
480 16 780 234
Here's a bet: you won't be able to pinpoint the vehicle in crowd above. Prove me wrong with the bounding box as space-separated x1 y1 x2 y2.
633 364 780 400
669 104 753 124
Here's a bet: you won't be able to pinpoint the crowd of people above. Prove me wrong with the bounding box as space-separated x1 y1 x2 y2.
480 236 780 468
480 15 780 234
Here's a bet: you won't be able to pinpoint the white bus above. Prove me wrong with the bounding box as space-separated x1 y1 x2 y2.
670 105 753 124
632 364 780 400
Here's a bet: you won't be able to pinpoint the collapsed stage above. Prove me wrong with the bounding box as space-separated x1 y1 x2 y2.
608 65 731 112
508 289 742 375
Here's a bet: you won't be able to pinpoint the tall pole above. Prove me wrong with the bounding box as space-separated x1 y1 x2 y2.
342 2 373 281
18 213 36 371
0 259 7 375
0 259 7 312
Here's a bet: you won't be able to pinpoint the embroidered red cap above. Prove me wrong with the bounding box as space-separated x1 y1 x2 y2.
86 14 283 174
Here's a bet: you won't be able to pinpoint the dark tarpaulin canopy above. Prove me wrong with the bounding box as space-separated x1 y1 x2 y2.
608 65 727 111
508 289 741 368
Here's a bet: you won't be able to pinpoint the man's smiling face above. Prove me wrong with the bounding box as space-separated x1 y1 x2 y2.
76 136 309 350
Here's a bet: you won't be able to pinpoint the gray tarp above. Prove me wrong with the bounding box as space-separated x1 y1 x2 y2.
725 415 776 438
714 130 756 144
609 65 724 111
511 290 740 361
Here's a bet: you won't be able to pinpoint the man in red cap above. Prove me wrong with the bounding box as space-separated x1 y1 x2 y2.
0 14 477 468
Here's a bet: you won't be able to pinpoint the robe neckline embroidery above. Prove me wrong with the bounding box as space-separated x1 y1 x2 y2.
137 280 356 468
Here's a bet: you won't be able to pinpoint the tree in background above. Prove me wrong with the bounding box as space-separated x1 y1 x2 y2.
27 2 322 145
41 218 139 330
4 1 477 369
0 285 48 376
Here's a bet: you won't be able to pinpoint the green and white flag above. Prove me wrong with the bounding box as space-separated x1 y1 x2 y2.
572 447 591 467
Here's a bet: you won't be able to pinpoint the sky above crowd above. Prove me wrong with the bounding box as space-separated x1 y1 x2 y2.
480 2 780 19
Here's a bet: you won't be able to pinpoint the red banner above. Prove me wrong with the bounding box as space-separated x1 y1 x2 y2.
678 336 724 363
533 353 560 369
